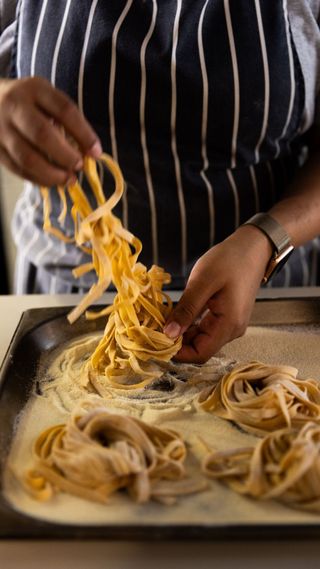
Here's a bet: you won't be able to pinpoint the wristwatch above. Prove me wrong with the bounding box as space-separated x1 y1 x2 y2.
243 213 294 284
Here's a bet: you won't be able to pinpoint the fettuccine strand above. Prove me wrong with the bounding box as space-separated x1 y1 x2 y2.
40 154 182 388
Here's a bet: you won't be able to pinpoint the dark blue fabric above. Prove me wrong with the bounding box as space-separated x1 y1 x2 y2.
12 0 306 287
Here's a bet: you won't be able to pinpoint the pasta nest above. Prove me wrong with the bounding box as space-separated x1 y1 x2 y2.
202 421 320 512
23 404 207 505
199 361 320 436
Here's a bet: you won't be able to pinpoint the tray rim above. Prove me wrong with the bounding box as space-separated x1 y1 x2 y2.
1 297 320 540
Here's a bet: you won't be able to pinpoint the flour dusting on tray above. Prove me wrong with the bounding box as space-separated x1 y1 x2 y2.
4 325 320 526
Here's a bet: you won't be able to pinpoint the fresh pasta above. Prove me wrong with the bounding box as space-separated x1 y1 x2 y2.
202 421 320 512
23 404 207 506
41 154 182 388
37 158 320 517
199 361 320 436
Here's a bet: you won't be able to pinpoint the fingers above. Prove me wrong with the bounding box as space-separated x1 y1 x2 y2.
174 309 244 364
164 275 221 363
164 235 265 363
174 311 223 364
164 276 211 339
0 77 102 185
1 128 74 186
35 78 101 155
11 106 84 172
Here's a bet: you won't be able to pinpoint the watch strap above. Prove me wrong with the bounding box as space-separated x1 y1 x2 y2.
243 213 294 284
243 213 291 254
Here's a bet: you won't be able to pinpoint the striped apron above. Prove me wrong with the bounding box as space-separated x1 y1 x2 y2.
11 0 320 293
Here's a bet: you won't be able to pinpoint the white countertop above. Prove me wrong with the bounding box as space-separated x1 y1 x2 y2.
1 289 320 568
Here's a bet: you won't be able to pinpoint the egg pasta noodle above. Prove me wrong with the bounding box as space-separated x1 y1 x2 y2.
40 154 182 388
202 421 320 513
23 404 207 506
199 361 320 436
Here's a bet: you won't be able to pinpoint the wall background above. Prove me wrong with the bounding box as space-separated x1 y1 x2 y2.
0 166 23 292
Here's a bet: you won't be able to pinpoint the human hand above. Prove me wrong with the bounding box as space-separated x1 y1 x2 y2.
0 77 102 186
164 226 273 363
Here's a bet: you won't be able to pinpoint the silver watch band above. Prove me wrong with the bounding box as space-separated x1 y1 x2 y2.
243 213 291 254
243 213 294 284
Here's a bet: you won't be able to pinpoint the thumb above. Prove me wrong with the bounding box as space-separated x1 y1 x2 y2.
163 278 208 339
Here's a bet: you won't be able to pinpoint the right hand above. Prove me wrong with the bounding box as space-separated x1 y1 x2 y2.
164 225 273 363
0 77 102 186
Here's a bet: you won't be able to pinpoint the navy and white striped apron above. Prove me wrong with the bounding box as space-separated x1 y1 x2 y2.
11 0 320 293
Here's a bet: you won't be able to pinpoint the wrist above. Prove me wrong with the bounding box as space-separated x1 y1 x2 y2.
234 224 273 264
241 213 294 283
225 225 273 285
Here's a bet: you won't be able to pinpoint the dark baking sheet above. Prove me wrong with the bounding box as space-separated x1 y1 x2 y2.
1 298 320 540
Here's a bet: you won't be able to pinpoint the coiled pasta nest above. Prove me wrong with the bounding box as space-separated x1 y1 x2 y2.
23 403 207 506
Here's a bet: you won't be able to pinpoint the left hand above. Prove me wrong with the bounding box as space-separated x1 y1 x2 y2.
164 226 272 363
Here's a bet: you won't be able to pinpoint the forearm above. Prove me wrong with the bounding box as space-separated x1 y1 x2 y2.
268 144 320 247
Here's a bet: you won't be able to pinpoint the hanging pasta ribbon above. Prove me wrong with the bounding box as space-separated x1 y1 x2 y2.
202 421 320 512
199 361 320 436
40 154 182 388
23 404 207 505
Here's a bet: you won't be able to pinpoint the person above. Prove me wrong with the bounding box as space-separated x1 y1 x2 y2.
0 0 320 364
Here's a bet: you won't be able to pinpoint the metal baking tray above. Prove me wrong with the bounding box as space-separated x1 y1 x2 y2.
1 298 320 541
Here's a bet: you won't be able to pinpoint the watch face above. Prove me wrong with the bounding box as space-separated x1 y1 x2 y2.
264 245 294 283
